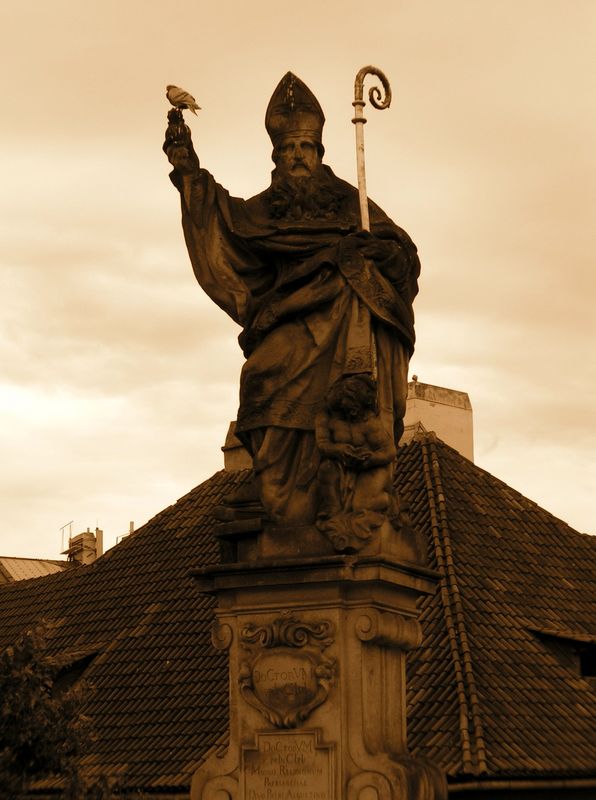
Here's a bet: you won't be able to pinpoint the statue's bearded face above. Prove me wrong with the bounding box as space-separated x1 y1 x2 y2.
266 137 348 221
275 134 321 177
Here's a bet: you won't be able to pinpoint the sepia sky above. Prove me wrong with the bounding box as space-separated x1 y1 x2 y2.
1 0 594 558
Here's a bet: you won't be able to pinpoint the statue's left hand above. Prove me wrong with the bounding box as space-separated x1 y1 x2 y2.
343 231 396 263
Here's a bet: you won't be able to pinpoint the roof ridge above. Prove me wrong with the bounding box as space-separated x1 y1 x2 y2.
420 437 488 775
412 434 596 539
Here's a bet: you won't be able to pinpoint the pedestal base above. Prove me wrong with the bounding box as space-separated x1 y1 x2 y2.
190 551 446 800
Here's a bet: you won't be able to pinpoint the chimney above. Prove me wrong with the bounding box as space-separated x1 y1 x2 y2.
95 527 103 558
62 527 103 565
401 376 474 461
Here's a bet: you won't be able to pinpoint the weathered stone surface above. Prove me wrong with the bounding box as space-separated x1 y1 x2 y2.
190 554 445 800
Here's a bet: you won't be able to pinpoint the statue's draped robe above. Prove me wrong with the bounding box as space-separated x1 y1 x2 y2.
171 166 420 523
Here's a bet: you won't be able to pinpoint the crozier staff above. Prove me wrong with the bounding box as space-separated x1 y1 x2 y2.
352 66 392 231
164 72 420 527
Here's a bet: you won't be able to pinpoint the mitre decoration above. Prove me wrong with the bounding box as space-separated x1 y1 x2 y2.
265 72 325 147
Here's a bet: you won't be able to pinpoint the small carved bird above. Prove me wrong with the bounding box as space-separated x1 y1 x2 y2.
166 85 201 115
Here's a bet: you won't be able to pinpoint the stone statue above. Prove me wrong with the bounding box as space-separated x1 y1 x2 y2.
164 72 420 531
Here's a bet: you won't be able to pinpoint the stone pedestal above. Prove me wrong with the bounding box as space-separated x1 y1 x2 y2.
190 520 446 800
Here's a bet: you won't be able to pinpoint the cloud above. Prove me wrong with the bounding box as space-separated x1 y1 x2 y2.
0 0 594 560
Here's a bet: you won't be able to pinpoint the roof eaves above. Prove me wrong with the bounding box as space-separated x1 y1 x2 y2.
420 435 488 776
527 626 596 645
448 775 596 795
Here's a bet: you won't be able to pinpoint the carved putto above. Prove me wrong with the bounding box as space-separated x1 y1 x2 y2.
315 374 397 551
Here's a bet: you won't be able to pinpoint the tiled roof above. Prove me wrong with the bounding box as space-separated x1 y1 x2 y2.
403 434 596 780
0 557 71 583
0 435 594 792
0 469 248 792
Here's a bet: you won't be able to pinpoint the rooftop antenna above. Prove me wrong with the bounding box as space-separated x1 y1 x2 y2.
116 521 135 545
60 520 74 553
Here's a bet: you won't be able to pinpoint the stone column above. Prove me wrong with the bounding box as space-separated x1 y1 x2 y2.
190 516 446 800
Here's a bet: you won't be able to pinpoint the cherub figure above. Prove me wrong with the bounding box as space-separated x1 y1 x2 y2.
315 375 397 527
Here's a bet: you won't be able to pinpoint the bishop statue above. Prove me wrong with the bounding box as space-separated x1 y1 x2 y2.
164 72 420 542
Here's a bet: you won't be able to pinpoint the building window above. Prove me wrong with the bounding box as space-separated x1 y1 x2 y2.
579 645 596 686
53 653 97 695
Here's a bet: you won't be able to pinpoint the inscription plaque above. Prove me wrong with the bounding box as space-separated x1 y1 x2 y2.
242 730 334 800
252 650 319 715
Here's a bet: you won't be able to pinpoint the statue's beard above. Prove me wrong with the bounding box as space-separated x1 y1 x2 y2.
265 165 348 221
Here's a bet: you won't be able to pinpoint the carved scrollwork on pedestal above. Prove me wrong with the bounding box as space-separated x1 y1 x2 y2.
202 775 238 800
241 614 334 649
211 621 234 651
348 771 393 800
239 612 336 729
355 610 421 651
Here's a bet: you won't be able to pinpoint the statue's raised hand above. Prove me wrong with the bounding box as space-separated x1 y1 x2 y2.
163 109 199 175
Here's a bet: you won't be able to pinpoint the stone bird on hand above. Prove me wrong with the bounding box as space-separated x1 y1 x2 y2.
166 85 201 115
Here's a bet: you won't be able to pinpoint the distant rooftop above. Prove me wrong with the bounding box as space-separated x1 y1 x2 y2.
403 376 474 461
0 556 73 584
